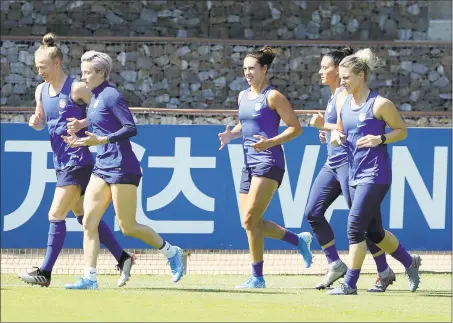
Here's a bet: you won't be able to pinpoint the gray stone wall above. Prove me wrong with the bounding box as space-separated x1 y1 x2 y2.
1 0 450 41
1 40 451 111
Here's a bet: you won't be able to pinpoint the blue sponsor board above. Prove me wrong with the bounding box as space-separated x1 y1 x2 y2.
1 124 451 250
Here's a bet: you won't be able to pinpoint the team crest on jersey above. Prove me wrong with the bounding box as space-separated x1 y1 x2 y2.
254 102 262 111
93 100 99 109
59 99 67 109
359 112 366 122
327 102 333 112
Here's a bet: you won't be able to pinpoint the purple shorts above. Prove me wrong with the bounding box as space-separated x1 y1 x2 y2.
92 166 142 187
239 164 285 193
56 166 93 195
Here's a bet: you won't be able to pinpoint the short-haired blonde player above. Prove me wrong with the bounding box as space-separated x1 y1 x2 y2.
63 51 184 289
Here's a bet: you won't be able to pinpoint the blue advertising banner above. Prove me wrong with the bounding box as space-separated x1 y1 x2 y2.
1 124 451 250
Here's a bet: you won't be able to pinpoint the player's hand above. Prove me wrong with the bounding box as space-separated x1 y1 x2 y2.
61 132 79 146
330 129 346 147
319 130 326 144
66 118 83 135
29 114 45 130
310 111 325 130
218 125 233 150
66 131 106 147
356 135 382 148
251 135 272 152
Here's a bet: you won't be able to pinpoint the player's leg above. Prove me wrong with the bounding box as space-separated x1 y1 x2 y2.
111 181 184 283
328 184 389 295
18 181 80 287
373 229 422 292
236 176 277 288
247 166 312 268
365 217 396 293
65 174 111 290
73 195 135 287
72 167 128 263
306 165 346 289
71 167 135 287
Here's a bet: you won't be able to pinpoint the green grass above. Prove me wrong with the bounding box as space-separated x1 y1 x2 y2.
1 273 451 322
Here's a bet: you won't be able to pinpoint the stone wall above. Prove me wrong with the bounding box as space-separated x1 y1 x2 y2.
1 40 451 111
1 0 450 41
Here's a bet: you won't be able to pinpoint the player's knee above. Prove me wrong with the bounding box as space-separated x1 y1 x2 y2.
347 220 366 244
347 228 365 244
366 230 385 244
81 215 98 234
48 210 66 221
242 211 260 232
119 222 136 237
306 208 326 228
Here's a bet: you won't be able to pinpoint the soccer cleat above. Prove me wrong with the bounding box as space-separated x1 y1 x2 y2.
167 247 184 283
235 276 266 289
297 232 313 268
64 277 98 290
405 254 422 292
315 260 347 290
18 267 51 287
367 268 396 293
116 253 136 287
327 282 357 295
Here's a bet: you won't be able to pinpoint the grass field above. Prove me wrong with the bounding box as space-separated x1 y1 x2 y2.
1 273 451 322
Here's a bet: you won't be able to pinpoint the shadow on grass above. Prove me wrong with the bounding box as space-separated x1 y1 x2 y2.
380 289 452 298
121 287 295 294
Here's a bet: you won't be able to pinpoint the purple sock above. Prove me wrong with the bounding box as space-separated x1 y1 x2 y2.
77 216 123 262
390 243 413 268
323 245 340 264
252 261 264 278
344 268 361 289
281 230 299 246
373 253 389 273
41 220 66 272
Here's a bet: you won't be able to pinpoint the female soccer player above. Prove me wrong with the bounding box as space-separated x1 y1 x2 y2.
63 51 184 289
218 47 312 288
328 48 421 295
18 33 134 288
307 47 394 293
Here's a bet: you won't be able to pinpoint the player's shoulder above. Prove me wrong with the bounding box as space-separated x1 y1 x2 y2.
103 84 126 106
35 82 45 99
268 88 286 101
238 88 249 104
102 83 119 95
71 80 90 95
335 90 350 110
238 88 248 97
337 87 349 100
35 82 45 92
374 94 395 109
